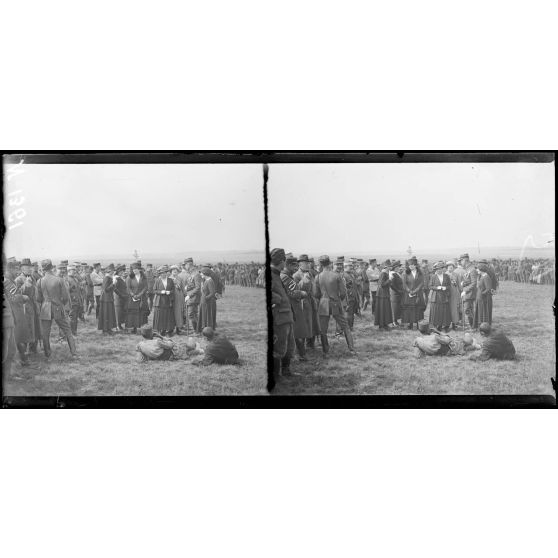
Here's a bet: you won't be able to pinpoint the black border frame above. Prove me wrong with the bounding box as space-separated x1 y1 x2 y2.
2 150 556 408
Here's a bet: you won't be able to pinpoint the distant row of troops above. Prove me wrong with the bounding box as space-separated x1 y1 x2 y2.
2 256 228 370
269 249 499 382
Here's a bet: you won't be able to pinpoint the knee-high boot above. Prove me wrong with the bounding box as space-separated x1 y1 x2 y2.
67 334 77 356
281 356 292 375
295 339 307 360
320 334 329 355
344 328 355 351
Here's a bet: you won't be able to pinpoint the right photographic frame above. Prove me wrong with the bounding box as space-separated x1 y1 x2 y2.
266 152 556 404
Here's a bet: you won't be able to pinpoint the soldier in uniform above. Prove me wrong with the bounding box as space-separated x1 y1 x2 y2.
270 248 295 386
342 261 359 331
14 258 41 356
293 254 320 349
84 265 95 315
459 253 478 329
66 265 83 336
3 264 19 380
281 253 310 361
184 258 202 334
32 262 42 283
36 259 78 358
313 255 355 357
91 263 104 318
421 259 431 305
469 322 516 361
366 259 380 315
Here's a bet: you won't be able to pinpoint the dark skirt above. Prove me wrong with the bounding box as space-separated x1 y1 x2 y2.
473 295 493 328
374 297 393 327
197 299 217 332
390 295 402 321
114 295 128 326
153 306 175 332
125 298 149 328
429 302 451 328
401 293 425 323
98 301 116 331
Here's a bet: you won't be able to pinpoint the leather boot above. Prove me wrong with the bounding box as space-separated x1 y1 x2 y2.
295 339 307 361
344 328 355 352
320 334 329 356
267 360 279 391
17 343 29 366
67 334 77 356
281 356 292 376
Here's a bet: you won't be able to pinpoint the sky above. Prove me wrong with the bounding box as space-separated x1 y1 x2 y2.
3 163 265 260
268 162 555 255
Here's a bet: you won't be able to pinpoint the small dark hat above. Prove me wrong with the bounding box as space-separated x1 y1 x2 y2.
391 260 401 269
285 253 298 264
459 253 470 260
338 256 345 261
297 254 310 263
41 259 53 270
93 262 101 268
478 258 489 265
20 258 32 266
183 258 193 264
369 258 377 264
270 248 286 264
106 263 115 271
382 259 391 267
408 257 418 265
335 258 344 265
115 264 126 273
60 260 69 265
131 262 141 270
478 263 489 273
81 262 87 266
147 263 154 267
318 255 331 265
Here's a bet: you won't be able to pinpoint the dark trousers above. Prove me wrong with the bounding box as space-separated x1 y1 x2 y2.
187 303 199 331
319 312 354 352
371 291 377 314
69 303 81 335
346 299 358 329
95 295 101 318
41 316 76 356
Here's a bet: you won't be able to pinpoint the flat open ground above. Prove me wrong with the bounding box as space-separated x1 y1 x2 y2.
4 285 267 396
272 281 556 395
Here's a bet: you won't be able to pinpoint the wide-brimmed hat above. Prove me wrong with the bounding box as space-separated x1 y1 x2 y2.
297 254 310 263
93 262 101 267
105 263 115 272
408 257 418 265
41 259 53 270
318 255 330 266
391 260 401 269
459 253 470 260
183 257 193 265
20 258 32 266
432 261 446 271
115 264 126 273
285 253 297 264
170 265 180 271
369 258 377 264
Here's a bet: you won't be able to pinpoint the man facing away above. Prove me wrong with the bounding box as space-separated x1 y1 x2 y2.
313 255 355 357
90 263 103 319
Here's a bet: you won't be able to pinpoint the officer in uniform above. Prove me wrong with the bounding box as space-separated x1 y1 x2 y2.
313 255 355 357
270 248 295 386
184 258 202 334
14 258 42 357
67 265 84 336
293 254 320 349
342 261 359 331
459 253 478 329
36 259 78 359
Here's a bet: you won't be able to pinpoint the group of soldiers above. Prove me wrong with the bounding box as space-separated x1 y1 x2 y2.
2 255 258 373
269 249 524 386
493 258 555 285
223 263 265 288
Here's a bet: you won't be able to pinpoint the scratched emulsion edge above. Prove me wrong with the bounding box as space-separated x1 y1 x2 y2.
262 163 275 392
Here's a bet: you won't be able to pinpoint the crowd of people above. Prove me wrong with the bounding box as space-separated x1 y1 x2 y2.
269 249 543 386
3 256 259 374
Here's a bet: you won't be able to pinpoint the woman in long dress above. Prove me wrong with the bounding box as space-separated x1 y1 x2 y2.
197 265 217 332
445 260 461 330
125 263 149 333
113 265 129 331
374 260 393 331
98 263 117 334
152 266 175 336
170 265 185 335
428 261 451 332
473 263 493 328
401 257 425 329
389 261 404 327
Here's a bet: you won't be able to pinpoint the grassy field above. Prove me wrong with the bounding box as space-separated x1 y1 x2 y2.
4 285 267 396
272 281 556 395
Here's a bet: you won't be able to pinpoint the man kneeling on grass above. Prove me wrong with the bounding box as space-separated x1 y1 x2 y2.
136 325 205 362
197 327 239 366
413 321 481 358
468 322 516 362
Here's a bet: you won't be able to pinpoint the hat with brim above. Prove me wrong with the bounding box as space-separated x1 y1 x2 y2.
81 262 87 266
183 258 193 265
432 261 446 271
408 257 418 265
67 265 76 272
21 258 32 267
391 260 401 269
344 262 353 268
115 265 126 273
41 259 53 270
105 263 115 272
459 253 470 260
297 254 310 263
446 260 456 267
170 265 180 271
285 253 298 265
93 262 101 268
318 255 330 266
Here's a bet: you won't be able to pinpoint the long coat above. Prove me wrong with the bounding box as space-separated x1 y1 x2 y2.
13 273 41 343
374 270 393 327
401 270 425 324
447 271 461 324
125 272 149 328
113 275 129 326
98 275 117 331
171 273 185 329
271 267 294 326
293 269 320 337
281 270 310 339
389 272 404 321
428 273 451 327
197 276 216 332
153 277 175 332
473 273 493 327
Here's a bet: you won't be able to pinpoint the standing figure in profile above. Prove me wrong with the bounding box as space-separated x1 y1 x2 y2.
374 260 393 331
98 263 117 335
473 263 493 329
428 261 451 332
197 264 217 333
401 257 425 330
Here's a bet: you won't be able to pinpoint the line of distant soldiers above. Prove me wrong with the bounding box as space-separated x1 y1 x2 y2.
223 263 265 288
3 256 262 374
269 249 535 386
492 258 555 285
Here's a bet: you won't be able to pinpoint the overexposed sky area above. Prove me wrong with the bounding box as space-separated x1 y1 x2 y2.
268 162 555 253
4 163 264 258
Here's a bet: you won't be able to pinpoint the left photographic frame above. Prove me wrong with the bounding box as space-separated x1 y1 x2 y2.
2 153 269 405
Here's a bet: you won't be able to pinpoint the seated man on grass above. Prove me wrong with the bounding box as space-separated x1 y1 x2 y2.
196 327 239 366
468 322 516 361
136 324 176 362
